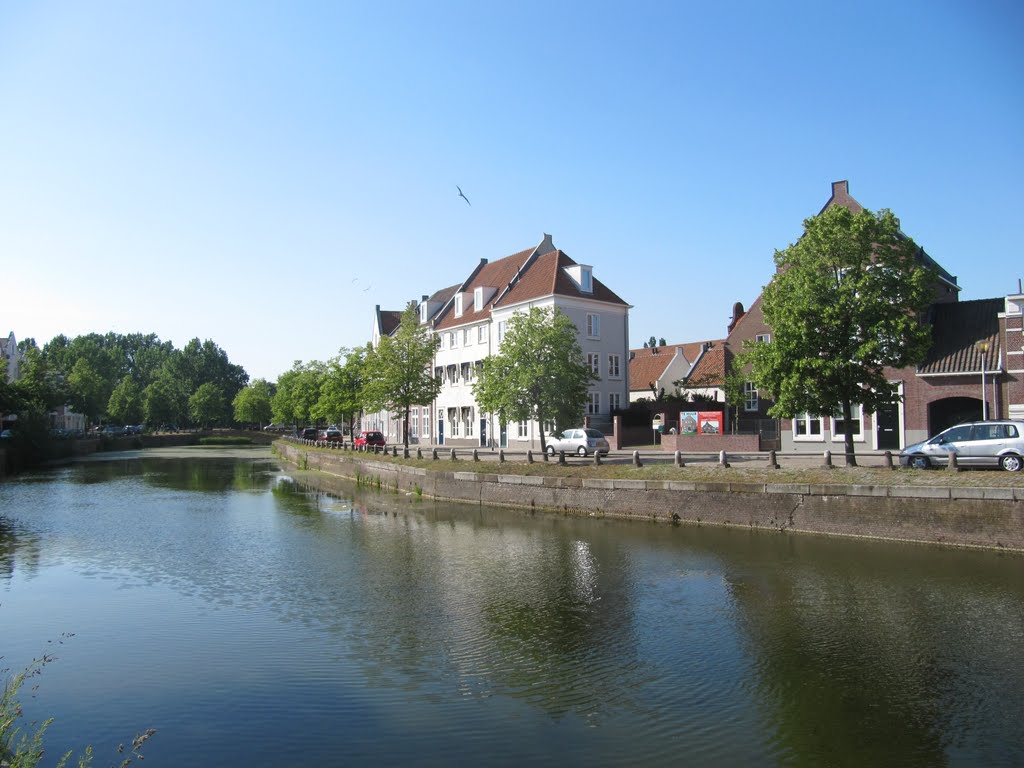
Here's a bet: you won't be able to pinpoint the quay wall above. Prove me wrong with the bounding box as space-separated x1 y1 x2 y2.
275 443 1024 552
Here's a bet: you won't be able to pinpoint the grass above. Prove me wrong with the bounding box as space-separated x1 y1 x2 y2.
302 444 1024 489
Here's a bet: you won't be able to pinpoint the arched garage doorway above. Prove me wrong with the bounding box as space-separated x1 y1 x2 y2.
928 397 983 437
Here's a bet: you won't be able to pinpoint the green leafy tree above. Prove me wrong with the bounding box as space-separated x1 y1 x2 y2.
744 204 935 466
189 382 226 428
143 377 183 428
272 361 323 427
67 358 110 424
362 306 441 450
473 307 597 453
233 379 273 427
107 376 144 425
313 346 367 435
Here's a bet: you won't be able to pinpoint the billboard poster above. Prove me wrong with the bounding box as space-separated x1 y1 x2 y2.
698 411 722 435
679 411 698 435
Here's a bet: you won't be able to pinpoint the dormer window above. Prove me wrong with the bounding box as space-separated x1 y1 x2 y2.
474 287 483 311
420 302 428 324
581 267 592 292
454 294 463 317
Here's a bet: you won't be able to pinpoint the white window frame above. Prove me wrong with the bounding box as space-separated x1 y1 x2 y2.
474 287 483 311
609 392 621 412
449 331 457 349
477 324 487 344
831 404 865 443
587 353 600 376
454 294 463 317
793 413 824 442
608 354 621 379
581 268 593 293
517 420 528 438
755 333 771 343
587 391 600 415
743 382 759 412
586 313 600 339
421 407 430 438
463 328 472 346
498 320 507 342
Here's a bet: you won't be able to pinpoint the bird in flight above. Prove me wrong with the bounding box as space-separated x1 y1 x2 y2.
457 186 471 206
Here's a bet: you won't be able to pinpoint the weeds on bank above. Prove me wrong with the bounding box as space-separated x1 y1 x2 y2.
1 639 156 768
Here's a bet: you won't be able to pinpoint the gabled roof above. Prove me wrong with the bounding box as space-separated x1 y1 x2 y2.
379 310 403 337
918 298 1002 375
628 347 681 393
432 236 628 331
497 250 628 309
686 344 726 386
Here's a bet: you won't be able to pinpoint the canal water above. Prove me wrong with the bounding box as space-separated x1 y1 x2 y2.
1 451 1022 767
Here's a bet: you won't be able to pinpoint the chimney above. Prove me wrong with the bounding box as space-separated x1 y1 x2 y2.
832 180 849 199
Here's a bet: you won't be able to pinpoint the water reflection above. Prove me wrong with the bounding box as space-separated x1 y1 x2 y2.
0 459 1021 767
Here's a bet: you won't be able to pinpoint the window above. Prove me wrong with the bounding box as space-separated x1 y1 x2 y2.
420 303 428 324
474 287 483 311
454 294 463 317
478 324 487 343
449 331 457 348
743 382 759 412
461 362 472 383
831 405 863 440
439 334 446 350
587 353 600 376
410 411 419 438
421 407 430 438
462 407 474 437
581 268 593 292
586 313 600 338
588 392 600 415
497 320 507 342
608 354 621 378
794 414 823 441
609 392 621 412
517 420 528 438
755 333 771 344
448 408 459 437
464 328 472 346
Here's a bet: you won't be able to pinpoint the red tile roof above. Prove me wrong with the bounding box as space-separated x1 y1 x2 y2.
686 344 726 386
498 250 628 309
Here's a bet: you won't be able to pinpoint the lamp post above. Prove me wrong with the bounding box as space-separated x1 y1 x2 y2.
977 341 990 421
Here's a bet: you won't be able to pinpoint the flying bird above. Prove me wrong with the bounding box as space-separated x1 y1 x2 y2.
363 284 373 292
457 186 471 206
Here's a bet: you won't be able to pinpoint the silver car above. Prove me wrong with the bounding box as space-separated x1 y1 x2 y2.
900 420 1024 471
545 428 610 457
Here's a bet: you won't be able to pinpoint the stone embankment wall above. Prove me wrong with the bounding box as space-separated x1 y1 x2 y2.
275 443 1024 552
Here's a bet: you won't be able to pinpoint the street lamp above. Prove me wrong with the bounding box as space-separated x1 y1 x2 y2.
977 341 990 421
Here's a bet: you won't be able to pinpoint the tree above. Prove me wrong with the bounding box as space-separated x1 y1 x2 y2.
362 306 441 450
189 382 226 428
744 205 935 466
233 379 273 427
67 357 109 424
144 377 183 428
473 307 597 453
108 375 144 425
313 346 367 436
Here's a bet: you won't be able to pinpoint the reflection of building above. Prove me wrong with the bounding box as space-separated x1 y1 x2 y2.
721 180 1023 452
369 235 631 449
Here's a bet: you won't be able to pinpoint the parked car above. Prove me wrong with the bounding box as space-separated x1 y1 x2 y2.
354 430 386 449
318 428 343 443
900 420 1024 471
300 427 318 440
545 427 610 457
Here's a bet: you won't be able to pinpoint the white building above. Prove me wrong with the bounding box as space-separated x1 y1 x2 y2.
1 332 23 382
371 235 630 449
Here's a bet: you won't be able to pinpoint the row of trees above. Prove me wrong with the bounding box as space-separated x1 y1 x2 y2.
6 332 248 430
264 304 598 453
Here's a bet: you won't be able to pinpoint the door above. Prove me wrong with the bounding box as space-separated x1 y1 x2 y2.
479 418 487 447
437 418 444 446
876 402 900 450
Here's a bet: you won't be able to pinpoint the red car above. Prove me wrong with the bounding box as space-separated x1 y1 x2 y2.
354 430 386 449
318 428 344 443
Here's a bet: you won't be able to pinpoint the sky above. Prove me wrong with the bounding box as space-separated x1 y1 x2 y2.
2 1 1022 383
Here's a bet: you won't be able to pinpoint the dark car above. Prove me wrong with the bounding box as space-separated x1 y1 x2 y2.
318 428 343 443
354 430 386 449
301 427 318 440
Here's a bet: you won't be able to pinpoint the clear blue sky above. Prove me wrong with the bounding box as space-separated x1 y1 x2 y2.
2 1 1021 382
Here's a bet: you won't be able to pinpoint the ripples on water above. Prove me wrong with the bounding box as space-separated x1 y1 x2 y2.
0 455 1022 767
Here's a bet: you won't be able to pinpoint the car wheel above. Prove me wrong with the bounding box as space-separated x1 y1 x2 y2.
910 455 930 470
577 446 587 457
546 445 555 456
1000 454 1022 472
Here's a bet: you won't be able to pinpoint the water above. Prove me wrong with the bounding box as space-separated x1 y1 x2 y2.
1 451 1022 767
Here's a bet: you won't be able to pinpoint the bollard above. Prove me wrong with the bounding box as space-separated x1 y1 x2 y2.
473 449 479 462
392 446 397 457
674 450 684 468
431 448 438 460
527 450 534 464
633 450 642 468
416 447 423 460
594 451 601 466
884 451 894 470
822 450 833 469
542 449 549 462
450 448 457 461
403 447 409 459
499 449 505 463
947 451 961 472
768 450 780 469
719 450 730 468
558 450 567 465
